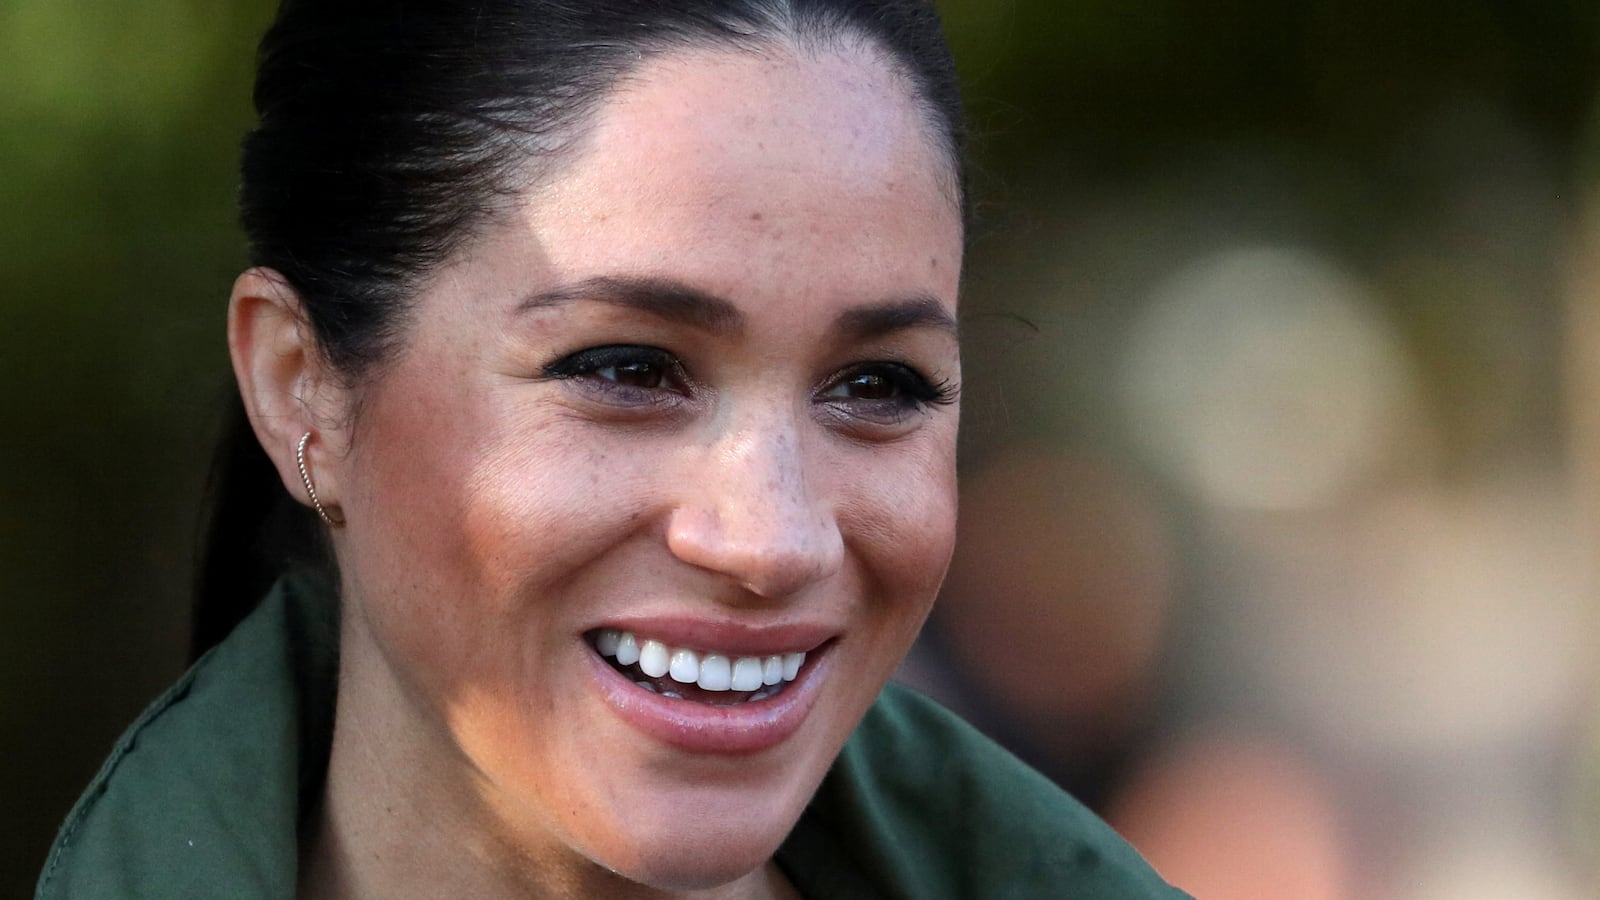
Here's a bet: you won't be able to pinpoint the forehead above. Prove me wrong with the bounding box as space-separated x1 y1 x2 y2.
595 43 957 205
499 44 963 314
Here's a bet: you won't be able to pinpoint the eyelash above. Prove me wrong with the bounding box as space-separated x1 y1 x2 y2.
538 344 957 420
539 345 690 404
818 363 960 410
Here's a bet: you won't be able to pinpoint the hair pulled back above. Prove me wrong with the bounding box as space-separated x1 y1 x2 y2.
194 0 966 658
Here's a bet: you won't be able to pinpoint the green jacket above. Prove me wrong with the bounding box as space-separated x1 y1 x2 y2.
39 574 1189 899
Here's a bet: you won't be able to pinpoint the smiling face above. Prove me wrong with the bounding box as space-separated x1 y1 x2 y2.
321 44 962 894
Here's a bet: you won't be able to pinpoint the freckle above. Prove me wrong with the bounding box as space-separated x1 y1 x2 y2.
929 256 939 269
750 211 763 221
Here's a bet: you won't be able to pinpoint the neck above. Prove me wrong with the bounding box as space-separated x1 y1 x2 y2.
297 606 799 900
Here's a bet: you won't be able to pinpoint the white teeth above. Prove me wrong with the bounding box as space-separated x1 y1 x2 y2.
697 655 732 691
669 648 700 685
597 630 812 692
638 640 670 678
731 657 765 692
615 633 640 666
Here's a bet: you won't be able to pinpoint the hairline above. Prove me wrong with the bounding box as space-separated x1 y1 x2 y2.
339 22 962 407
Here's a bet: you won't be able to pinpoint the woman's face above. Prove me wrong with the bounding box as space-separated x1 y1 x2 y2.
327 45 962 891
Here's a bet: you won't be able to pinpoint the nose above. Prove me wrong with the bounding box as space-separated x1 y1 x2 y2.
666 419 844 600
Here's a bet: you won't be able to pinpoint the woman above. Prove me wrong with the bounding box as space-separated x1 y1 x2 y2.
39 1 1189 897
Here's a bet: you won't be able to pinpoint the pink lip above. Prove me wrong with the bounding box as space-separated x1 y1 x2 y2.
588 615 836 656
587 640 833 755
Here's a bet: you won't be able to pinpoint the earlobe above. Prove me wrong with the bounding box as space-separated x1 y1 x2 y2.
227 267 346 521
295 430 345 527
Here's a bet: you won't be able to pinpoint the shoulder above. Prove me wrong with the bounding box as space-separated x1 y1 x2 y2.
35 574 336 900
779 683 1190 899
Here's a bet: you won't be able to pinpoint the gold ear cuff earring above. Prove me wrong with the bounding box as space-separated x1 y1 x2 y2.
296 431 344 527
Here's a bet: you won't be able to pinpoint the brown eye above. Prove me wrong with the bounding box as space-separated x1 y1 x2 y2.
601 360 666 389
816 362 960 431
832 372 898 401
821 362 955 406
540 345 690 404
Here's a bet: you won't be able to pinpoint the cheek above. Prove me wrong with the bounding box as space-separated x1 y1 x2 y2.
841 435 960 612
341 393 648 684
341 384 477 606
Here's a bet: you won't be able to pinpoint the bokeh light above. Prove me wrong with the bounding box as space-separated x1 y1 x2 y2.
1118 246 1416 511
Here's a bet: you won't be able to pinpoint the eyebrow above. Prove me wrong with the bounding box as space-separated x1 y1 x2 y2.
516 275 958 341
518 276 744 335
833 293 960 342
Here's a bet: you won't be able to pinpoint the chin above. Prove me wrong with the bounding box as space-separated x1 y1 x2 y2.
562 752 823 892
587 817 790 892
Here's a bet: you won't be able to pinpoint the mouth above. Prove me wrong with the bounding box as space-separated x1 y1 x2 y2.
587 628 808 707
583 621 835 754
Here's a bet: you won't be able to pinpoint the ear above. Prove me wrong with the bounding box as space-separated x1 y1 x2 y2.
227 267 349 519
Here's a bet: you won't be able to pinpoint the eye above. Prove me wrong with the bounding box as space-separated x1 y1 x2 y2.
539 345 690 405
818 361 958 424
597 358 666 389
828 371 901 401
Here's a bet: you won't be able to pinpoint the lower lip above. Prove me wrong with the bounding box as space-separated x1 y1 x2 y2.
587 644 830 754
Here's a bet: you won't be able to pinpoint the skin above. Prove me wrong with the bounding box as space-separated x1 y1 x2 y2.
230 41 963 899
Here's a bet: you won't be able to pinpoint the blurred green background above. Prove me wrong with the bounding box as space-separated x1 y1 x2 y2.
5 1 1600 896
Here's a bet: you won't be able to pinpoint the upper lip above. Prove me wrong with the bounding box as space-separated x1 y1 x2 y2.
585 615 838 656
